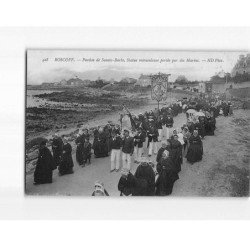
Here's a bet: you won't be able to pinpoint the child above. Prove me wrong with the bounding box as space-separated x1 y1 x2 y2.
82 137 92 167
92 181 109 196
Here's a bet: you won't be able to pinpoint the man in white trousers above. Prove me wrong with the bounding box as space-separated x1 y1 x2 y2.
165 114 174 139
147 123 159 156
133 127 144 163
156 115 163 142
110 131 122 172
121 130 134 170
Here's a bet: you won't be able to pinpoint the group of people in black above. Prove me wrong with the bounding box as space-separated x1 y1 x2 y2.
33 135 74 185
33 92 233 196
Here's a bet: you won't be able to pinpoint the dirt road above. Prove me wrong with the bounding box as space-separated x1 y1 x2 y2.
25 109 250 197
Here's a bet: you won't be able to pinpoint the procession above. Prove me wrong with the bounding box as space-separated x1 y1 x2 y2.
33 93 234 196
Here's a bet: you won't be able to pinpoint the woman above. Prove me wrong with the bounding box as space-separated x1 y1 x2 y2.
156 140 171 163
34 140 55 185
204 115 215 136
51 133 63 167
186 130 203 164
134 160 156 196
92 127 109 158
118 168 148 196
58 137 74 176
155 150 179 196
169 134 183 173
75 133 85 166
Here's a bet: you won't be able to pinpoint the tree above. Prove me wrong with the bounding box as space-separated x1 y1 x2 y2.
175 75 188 85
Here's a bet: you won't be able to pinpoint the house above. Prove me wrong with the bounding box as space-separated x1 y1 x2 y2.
231 54 250 76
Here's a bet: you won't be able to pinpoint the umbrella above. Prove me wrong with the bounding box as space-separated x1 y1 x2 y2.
186 109 196 114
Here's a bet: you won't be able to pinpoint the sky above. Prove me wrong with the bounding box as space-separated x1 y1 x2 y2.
27 50 247 84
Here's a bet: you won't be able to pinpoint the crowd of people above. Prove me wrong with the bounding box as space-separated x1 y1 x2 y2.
33 93 234 196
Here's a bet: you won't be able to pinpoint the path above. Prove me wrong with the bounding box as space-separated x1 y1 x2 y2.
25 109 250 197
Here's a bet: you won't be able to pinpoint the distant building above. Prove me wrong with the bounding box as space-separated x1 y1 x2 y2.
135 74 151 87
231 54 250 76
67 77 86 86
41 82 54 87
120 77 137 84
60 79 67 85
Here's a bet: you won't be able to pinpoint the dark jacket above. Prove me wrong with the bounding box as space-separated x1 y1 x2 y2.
110 136 122 150
134 133 144 148
147 126 158 142
165 116 174 127
122 136 134 154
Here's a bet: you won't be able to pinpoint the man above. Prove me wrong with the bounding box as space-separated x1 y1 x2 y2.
110 130 122 172
147 122 158 157
156 115 163 142
133 127 144 163
121 130 134 171
165 114 174 139
51 133 63 167
34 140 55 185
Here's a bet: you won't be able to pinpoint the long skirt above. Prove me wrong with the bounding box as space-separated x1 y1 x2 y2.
76 144 84 165
186 144 203 163
155 171 179 196
59 155 74 175
93 140 109 158
34 168 52 184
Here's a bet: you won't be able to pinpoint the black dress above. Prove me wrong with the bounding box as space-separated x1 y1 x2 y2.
169 139 182 173
34 146 55 184
59 143 74 175
51 137 63 167
118 173 148 196
75 135 85 165
93 132 109 158
155 157 179 196
134 163 155 196
205 117 215 136
186 135 203 163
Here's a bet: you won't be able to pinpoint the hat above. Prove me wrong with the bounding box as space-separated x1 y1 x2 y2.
121 168 129 176
94 181 104 193
162 150 169 157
